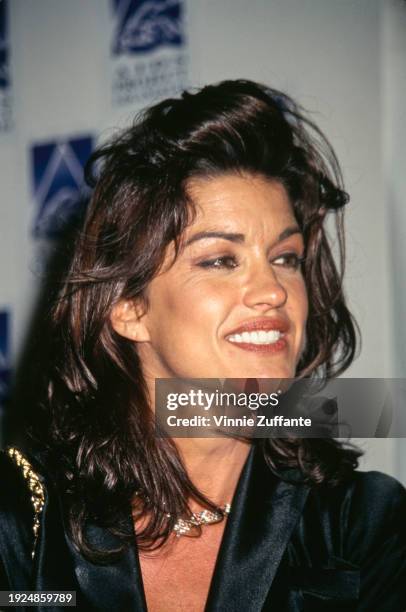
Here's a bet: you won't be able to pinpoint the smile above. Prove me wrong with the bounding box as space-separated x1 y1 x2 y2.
227 330 283 345
224 317 290 353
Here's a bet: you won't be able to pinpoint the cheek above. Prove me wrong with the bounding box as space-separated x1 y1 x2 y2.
288 276 309 328
181 282 236 332
300 282 309 323
150 279 234 331
295 282 308 356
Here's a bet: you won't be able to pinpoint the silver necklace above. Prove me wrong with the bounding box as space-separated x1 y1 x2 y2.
173 503 231 537
134 491 231 537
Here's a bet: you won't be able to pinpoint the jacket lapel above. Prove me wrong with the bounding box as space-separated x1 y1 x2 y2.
66 520 147 612
205 445 310 612
35 484 147 612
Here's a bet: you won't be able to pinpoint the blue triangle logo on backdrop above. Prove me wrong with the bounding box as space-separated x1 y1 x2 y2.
31 136 93 239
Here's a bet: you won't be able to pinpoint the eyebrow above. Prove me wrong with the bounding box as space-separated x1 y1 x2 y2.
184 226 302 247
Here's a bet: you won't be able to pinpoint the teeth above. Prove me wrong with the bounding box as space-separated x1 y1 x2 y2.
228 330 282 345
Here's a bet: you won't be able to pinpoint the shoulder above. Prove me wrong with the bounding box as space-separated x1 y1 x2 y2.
318 471 405 577
0 449 39 589
345 471 406 608
347 469 405 515
306 469 405 537
340 470 405 557
0 447 49 548
298 469 405 565
308 468 405 511
295 471 406 608
0 448 45 544
0 449 36 514
333 469 405 527
350 468 405 498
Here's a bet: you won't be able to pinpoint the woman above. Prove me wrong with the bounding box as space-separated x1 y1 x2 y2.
1 79 405 611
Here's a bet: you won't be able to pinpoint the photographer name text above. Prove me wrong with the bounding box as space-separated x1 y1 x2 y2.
165 414 312 428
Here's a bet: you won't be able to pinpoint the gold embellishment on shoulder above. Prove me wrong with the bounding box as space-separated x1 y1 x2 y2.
7 447 45 558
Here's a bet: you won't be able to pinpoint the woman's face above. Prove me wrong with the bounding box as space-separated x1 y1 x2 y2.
134 173 308 380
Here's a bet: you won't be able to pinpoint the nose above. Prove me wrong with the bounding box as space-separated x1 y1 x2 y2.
242 263 288 311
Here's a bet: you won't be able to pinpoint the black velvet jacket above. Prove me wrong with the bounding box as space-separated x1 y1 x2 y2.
1 445 405 611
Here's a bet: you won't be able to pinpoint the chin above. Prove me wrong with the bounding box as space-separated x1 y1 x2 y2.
216 368 294 385
228 360 297 380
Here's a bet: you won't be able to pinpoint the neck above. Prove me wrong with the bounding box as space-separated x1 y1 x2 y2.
174 437 252 508
143 373 251 506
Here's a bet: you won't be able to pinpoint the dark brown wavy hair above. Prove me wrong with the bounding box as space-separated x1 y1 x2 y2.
31 79 360 560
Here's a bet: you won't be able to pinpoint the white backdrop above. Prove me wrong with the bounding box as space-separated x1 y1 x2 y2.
0 0 405 479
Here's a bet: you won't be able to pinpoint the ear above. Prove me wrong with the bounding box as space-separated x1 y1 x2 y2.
110 299 150 342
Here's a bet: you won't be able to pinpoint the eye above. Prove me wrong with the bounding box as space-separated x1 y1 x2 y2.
197 255 238 270
271 252 304 270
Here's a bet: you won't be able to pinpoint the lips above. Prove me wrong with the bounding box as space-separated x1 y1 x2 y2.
226 317 290 336
225 316 290 353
